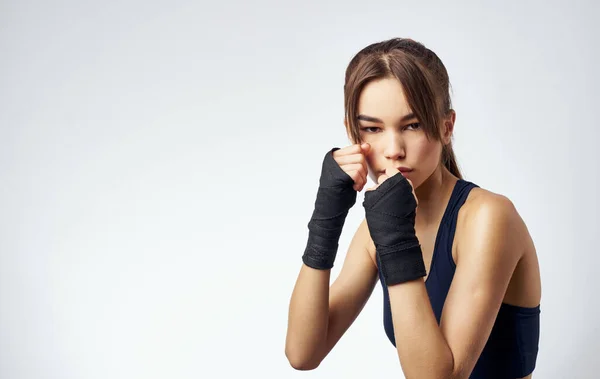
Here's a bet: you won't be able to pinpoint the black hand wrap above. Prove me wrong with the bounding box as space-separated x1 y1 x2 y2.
362 173 426 285
302 147 357 270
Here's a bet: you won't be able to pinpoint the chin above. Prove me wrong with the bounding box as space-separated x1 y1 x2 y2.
404 174 419 188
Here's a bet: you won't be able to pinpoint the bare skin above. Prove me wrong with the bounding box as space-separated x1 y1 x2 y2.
365 167 541 378
285 77 541 377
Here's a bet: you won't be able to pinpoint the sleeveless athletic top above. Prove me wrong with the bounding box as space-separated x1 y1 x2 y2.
378 179 541 378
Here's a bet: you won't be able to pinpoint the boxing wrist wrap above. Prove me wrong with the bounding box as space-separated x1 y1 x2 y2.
302 147 357 270
362 172 426 285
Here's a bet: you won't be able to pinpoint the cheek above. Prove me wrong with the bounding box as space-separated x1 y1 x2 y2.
410 141 441 189
414 138 441 164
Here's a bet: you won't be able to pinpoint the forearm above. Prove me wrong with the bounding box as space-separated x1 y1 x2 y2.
362 173 456 378
286 146 358 369
285 264 331 369
388 279 455 379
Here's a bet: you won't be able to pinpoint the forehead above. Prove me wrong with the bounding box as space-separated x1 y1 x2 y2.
357 77 412 119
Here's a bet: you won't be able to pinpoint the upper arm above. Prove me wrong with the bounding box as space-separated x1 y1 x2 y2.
318 217 379 361
439 195 523 378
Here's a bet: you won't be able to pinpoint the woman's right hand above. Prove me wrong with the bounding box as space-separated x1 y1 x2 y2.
301 142 371 270
332 142 371 192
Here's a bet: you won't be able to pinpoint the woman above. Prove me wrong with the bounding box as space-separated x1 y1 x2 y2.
285 37 542 378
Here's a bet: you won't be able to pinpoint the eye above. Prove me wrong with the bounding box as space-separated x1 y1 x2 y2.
405 123 420 131
360 126 380 133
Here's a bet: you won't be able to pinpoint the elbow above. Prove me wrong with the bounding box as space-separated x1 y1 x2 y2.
442 352 460 379
285 347 321 371
435 350 457 379
289 359 320 371
404 348 456 379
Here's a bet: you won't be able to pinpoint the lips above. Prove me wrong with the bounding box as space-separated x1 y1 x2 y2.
379 167 412 178
380 167 412 173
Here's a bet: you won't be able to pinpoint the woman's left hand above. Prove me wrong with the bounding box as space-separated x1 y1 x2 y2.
362 167 426 285
365 167 418 208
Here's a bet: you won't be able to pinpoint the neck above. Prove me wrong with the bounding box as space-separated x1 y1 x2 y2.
414 164 458 228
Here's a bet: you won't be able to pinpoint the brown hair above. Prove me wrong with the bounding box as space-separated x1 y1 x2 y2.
343 37 462 179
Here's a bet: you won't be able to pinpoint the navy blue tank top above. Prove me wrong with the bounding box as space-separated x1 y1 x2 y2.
378 179 540 378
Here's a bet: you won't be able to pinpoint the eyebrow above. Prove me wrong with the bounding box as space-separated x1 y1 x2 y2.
357 113 416 124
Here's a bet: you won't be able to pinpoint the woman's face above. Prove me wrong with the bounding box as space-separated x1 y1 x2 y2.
353 77 446 189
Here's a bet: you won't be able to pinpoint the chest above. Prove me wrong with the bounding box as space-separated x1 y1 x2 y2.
368 189 473 273
369 224 460 280
416 212 466 281
416 229 445 282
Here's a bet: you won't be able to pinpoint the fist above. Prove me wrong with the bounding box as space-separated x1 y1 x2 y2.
332 143 371 192
365 167 418 208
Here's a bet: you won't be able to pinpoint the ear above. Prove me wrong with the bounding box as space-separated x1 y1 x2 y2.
442 110 456 145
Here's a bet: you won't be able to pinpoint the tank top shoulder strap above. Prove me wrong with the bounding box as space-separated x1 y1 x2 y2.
440 178 480 268
424 179 480 322
446 179 479 218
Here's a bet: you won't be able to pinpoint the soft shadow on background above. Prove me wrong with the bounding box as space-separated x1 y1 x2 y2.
1 0 599 378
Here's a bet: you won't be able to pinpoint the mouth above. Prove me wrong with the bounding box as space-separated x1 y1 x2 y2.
380 167 413 174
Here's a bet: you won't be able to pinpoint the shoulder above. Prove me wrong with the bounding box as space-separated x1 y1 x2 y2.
456 186 525 262
459 186 520 230
461 186 517 219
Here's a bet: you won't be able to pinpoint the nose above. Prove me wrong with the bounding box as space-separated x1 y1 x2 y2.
383 130 405 160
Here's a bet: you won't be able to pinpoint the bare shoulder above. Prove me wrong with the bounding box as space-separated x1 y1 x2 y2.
456 185 541 306
454 186 528 266
457 186 526 245
459 187 519 223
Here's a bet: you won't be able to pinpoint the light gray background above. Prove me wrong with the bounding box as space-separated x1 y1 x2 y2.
1 0 598 378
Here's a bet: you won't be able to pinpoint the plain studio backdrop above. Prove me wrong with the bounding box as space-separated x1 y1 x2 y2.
1 0 599 378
